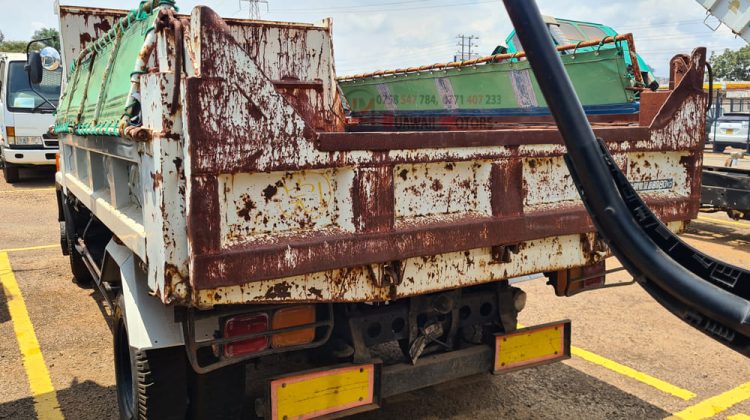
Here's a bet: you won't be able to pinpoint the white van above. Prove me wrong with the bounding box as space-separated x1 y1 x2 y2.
0 52 61 183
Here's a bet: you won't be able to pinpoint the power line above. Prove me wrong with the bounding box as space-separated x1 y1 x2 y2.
265 0 433 12
266 0 498 15
455 34 479 61
239 0 269 19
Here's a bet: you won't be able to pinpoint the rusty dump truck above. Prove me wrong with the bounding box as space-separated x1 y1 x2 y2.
43 1 716 419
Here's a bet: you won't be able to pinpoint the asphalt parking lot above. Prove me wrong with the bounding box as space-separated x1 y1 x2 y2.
1 152 749 420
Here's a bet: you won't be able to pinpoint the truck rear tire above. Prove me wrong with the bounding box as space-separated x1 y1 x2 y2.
67 239 93 286
712 143 726 153
3 163 19 183
114 296 188 420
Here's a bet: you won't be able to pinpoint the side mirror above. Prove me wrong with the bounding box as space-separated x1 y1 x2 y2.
26 52 43 84
25 46 60 85
40 47 62 71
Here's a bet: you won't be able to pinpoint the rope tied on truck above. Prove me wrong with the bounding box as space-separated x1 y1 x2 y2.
337 34 641 84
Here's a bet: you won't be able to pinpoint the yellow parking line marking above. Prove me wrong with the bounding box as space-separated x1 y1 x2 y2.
517 323 695 400
727 414 750 420
668 381 750 420
0 252 64 419
0 188 55 194
571 346 697 401
697 215 750 228
0 244 58 253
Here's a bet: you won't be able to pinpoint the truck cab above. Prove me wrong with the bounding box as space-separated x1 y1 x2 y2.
502 16 659 90
0 51 61 183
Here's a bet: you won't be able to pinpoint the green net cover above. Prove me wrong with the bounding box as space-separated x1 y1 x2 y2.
55 7 158 136
339 48 637 117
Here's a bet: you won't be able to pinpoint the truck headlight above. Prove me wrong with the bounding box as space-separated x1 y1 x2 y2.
10 136 44 146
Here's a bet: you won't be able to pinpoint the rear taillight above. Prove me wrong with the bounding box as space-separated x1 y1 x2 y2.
222 306 318 358
272 305 315 348
55 153 60 172
223 313 269 357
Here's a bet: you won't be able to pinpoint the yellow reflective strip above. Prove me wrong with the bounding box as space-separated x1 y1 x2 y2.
670 381 750 420
697 216 750 229
274 366 373 419
496 325 563 369
572 346 697 401
517 322 696 400
0 252 64 419
0 244 59 253
0 188 56 193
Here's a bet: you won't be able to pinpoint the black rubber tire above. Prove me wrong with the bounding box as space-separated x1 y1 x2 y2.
67 239 93 286
3 163 19 183
114 295 189 420
712 143 726 153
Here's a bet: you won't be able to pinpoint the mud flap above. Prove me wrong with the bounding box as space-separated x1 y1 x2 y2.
493 321 571 373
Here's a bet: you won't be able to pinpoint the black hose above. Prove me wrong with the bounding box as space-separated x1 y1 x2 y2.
502 0 750 339
706 61 713 113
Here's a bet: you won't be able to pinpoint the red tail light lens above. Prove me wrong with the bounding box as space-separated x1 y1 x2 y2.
223 313 269 357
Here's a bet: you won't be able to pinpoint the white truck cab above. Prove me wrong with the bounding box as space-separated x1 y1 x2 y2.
0 52 61 183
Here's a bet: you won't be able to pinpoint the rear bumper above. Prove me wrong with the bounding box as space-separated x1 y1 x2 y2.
3 147 57 166
262 320 571 419
380 344 493 398
709 134 749 148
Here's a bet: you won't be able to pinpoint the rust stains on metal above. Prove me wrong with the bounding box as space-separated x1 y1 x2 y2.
151 171 164 189
191 198 697 290
316 127 652 152
264 281 292 299
123 126 153 142
168 5 707 304
352 166 394 233
307 287 323 299
262 183 280 202
490 159 524 217
236 194 257 221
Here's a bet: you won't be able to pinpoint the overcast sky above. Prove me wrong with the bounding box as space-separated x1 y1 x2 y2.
0 0 746 77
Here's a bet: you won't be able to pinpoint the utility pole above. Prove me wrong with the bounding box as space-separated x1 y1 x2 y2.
455 34 479 61
240 0 269 19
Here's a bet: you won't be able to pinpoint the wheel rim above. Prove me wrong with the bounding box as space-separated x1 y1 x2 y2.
115 320 135 419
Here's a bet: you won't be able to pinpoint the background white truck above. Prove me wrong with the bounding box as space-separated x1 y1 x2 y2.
0 51 61 182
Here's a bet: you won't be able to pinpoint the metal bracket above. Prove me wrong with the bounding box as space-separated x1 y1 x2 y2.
491 244 520 263
367 261 404 288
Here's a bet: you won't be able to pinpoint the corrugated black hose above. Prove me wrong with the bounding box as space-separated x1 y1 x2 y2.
502 0 750 356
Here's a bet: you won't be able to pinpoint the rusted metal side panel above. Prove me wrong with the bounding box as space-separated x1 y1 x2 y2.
53 4 706 307
185 7 317 176
218 168 355 246
195 220 687 306
223 18 344 132
175 6 705 307
140 71 190 302
393 160 493 221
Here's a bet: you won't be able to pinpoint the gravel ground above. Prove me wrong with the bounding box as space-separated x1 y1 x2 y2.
0 156 749 419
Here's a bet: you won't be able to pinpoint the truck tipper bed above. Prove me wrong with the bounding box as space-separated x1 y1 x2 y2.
48 1 709 418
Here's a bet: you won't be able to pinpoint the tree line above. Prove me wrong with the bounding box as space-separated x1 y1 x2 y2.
709 45 750 81
0 28 61 53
